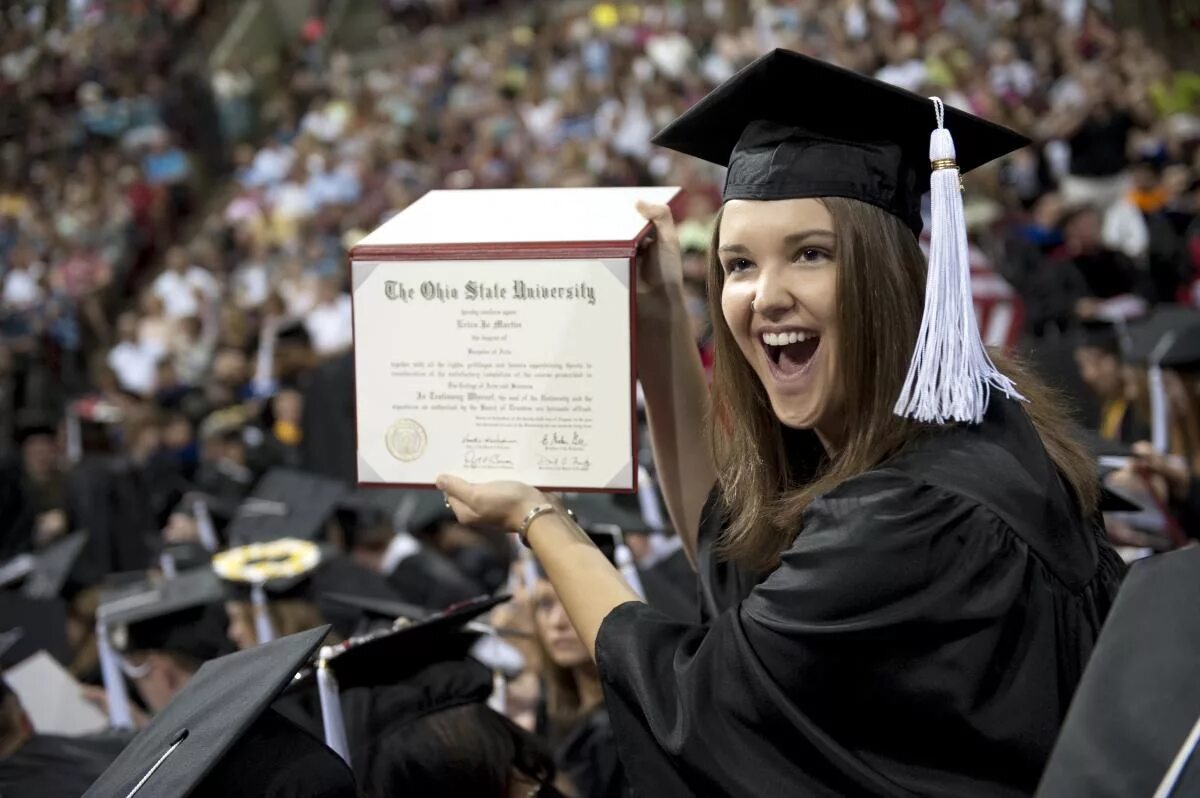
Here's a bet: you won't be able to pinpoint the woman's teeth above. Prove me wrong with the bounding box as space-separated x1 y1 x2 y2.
761 331 817 346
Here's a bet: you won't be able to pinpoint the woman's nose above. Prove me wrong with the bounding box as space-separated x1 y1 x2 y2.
753 268 795 316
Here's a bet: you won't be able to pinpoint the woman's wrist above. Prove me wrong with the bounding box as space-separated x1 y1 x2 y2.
507 488 552 533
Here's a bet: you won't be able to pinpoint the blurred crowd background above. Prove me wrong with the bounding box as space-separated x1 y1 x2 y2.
1 0 1200 793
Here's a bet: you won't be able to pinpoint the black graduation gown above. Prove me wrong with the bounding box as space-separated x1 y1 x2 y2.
594 398 1124 797
0 732 130 797
1036 546 1200 797
556 707 633 798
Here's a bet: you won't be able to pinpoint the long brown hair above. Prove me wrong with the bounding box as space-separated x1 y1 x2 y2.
706 197 1099 571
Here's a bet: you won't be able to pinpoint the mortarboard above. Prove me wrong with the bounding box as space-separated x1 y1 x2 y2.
290 594 513 765
100 568 230 663
563 492 650 534
1036 546 1200 797
82 626 356 798
0 594 70 668
214 539 417 643
1124 307 1200 371
0 531 88 599
652 48 1027 234
652 48 1027 425
1122 307 1200 456
224 468 350 546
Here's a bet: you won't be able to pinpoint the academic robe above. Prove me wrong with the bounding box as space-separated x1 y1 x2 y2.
0 732 130 797
594 398 1124 797
555 707 633 798
1036 546 1200 797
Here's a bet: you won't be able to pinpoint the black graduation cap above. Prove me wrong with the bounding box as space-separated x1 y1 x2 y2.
321 591 431 625
304 594 510 691
0 531 89 599
652 48 1028 235
563 493 650 534
1036 546 1200 797
1124 307 1200 370
100 568 230 664
82 626 355 798
0 594 70 668
215 539 421 641
224 468 350 545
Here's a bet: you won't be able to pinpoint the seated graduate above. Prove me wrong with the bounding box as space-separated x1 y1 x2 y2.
81 626 356 798
438 50 1124 797
0 670 130 797
291 595 565 797
97 567 232 717
528 567 630 798
1037 546 1200 797
334 488 486 611
1073 319 1147 444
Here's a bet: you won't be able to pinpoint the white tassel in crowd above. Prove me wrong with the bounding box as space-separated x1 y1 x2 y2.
894 97 1024 425
316 651 351 764
250 583 276 645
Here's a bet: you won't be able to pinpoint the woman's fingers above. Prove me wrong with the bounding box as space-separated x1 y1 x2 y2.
437 473 475 504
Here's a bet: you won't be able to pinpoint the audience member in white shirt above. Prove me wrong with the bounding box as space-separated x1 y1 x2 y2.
304 277 353 356
1 251 42 311
108 312 165 397
152 246 220 319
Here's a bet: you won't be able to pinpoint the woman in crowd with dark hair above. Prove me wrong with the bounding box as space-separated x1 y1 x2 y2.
439 51 1123 797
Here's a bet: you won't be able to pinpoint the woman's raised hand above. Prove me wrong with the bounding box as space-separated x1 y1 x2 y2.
635 200 686 326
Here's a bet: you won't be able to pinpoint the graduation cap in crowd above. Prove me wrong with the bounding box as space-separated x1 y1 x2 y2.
1122 308 1200 456
291 594 512 766
1037 546 1200 797
94 568 232 729
213 537 417 643
0 594 70 669
224 468 350 546
653 48 1028 424
0 530 87 599
82 626 356 798
1124 307 1200 370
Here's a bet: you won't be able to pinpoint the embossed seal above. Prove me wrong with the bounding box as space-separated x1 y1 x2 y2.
386 418 427 462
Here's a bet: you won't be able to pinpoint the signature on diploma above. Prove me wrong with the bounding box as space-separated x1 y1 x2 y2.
462 435 517 448
536 455 592 471
540 431 587 448
463 449 515 469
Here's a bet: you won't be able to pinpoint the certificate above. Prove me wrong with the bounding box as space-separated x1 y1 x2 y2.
353 257 633 489
349 186 683 491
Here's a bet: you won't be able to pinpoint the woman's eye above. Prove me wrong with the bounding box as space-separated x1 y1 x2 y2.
724 258 753 273
796 248 831 263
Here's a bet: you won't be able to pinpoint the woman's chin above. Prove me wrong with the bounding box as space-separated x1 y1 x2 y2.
768 397 822 431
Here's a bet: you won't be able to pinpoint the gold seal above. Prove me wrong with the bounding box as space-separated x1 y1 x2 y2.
386 418 428 462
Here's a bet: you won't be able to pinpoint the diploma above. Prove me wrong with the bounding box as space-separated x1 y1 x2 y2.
350 186 683 491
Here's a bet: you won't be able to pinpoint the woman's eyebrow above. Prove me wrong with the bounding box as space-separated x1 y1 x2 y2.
781 229 835 248
718 229 835 255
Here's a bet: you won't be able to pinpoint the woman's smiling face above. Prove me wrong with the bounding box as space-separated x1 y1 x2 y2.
718 198 842 435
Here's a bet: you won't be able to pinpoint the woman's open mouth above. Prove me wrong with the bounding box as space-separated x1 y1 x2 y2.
761 329 821 391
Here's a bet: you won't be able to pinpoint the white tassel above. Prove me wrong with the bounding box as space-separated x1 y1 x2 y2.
250 583 276 645
316 652 351 764
96 615 135 730
894 97 1024 424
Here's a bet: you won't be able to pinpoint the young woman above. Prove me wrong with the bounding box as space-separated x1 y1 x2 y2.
530 577 628 798
440 51 1122 796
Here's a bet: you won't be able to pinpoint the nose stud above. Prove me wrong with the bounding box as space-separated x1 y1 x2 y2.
751 299 759 313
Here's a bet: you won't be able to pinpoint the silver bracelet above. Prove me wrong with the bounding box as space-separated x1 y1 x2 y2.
516 503 575 547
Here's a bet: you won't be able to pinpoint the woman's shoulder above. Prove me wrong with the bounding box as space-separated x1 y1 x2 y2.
815 398 1103 591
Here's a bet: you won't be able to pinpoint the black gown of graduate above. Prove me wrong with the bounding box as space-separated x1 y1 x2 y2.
594 398 1124 797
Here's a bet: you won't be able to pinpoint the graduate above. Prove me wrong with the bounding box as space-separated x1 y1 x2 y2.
81 626 356 797
438 50 1124 796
